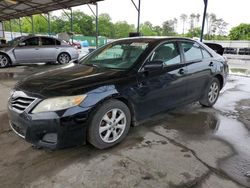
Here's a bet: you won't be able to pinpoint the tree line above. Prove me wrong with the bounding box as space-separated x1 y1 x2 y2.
3 11 250 40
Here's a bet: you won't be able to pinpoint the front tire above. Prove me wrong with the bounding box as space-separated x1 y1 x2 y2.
0 54 11 68
199 77 220 107
57 53 71 64
88 99 131 149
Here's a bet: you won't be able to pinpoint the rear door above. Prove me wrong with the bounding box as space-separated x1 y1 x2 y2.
39 37 57 62
14 37 40 63
133 41 188 119
179 41 212 101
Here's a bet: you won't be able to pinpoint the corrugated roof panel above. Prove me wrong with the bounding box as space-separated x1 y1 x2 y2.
0 0 103 21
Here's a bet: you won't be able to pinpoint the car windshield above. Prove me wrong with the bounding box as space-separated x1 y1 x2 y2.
80 41 149 70
7 37 24 46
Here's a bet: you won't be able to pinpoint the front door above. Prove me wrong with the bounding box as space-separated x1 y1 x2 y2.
131 42 188 120
13 37 40 63
39 37 57 62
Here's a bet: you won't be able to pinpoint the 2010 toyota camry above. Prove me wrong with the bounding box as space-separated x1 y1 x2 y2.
8 37 228 149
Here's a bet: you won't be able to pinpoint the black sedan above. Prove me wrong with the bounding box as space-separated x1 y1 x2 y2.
8 37 228 149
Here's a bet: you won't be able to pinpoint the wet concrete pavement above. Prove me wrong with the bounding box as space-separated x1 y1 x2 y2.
0 64 250 188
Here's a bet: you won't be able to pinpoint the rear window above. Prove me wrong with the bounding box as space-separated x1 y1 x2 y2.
41 37 55 46
181 42 203 62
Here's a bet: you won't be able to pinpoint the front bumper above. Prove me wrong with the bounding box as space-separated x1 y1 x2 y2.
8 105 91 149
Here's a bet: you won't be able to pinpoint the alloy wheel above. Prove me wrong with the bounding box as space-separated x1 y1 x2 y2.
58 53 70 64
208 82 219 104
99 108 126 143
0 55 8 67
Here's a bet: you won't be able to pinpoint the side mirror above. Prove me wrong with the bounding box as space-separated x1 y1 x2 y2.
18 42 26 47
143 60 164 71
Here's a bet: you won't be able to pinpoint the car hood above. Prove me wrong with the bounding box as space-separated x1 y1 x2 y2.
15 63 127 98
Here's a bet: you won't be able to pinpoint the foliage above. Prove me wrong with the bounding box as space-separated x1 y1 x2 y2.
162 19 177 36
3 11 247 41
229 23 250 40
185 27 201 38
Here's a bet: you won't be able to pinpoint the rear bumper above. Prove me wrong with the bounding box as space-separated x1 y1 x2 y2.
8 105 91 149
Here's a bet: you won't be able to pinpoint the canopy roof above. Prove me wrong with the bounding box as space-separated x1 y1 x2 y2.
0 0 102 21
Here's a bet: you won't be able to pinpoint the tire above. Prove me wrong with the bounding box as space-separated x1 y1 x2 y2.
57 53 71 64
88 99 131 149
199 77 220 107
0 53 11 68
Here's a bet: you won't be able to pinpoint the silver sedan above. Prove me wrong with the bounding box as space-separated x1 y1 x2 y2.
0 35 79 68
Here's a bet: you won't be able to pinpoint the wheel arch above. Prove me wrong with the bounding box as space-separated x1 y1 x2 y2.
88 94 137 127
214 74 223 90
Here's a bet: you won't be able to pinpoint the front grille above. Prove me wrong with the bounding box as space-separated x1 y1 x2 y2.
9 91 36 112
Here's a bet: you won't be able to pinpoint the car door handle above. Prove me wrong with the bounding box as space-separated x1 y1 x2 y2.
179 69 187 75
209 62 214 67
35 48 39 50
179 68 186 75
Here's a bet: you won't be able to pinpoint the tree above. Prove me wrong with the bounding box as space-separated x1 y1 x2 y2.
229 23 250 40
140 21 157 36
162 20 177 36
153 25 162 36
216 18 228 36
97 13 114 38
185 27 201 38
195 14 200 27
189 13 196 32
114 21 135 38
180 14 188 35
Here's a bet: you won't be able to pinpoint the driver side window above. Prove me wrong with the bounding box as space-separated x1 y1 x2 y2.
151 42 181 66
23 37 39 46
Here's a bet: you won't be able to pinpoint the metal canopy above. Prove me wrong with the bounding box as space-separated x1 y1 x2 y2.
0 0 102 21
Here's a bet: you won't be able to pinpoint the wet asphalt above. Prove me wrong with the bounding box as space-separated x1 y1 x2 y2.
0 62 250 188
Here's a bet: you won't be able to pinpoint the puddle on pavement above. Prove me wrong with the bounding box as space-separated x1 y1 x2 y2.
155 108 250 187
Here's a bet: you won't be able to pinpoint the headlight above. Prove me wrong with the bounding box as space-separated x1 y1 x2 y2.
32 95 87 113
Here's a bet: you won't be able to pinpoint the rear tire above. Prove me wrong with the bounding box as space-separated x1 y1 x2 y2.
57 53 71 64
0 54 11 68
199 77 220 107
88 99 131 149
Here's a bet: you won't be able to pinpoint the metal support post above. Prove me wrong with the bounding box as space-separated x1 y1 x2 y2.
48 13 51 36
200 0 208 42
87 3 99 48
95 3 99 48
31 15 34 34
70 8 73 42
9 20 13 40
131 0 141 33
19 18 22 35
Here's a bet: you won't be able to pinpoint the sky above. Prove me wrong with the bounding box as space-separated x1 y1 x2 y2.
71 0 250 34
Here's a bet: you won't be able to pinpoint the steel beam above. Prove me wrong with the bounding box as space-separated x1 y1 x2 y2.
131 0 141 33
19 18 22 35
48 13 51 36
87 3 99 48
200 0 208 42
9 20 13 40
31 15 34 34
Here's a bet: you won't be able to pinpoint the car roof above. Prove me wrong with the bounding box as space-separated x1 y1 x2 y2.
113 36 197 43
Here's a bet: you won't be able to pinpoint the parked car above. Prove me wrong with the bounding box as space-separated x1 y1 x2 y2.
69 40 82 49
0 35 79 68
8 37 228 149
